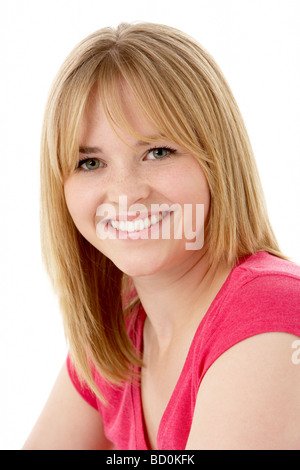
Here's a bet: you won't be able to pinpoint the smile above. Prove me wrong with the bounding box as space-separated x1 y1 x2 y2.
109 211 169 233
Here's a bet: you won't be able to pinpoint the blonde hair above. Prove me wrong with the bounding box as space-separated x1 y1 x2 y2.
40 22 287 400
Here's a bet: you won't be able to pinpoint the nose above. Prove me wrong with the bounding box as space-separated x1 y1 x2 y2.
105 164 151 209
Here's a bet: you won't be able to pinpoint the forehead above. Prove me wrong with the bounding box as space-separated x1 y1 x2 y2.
79 84 164 146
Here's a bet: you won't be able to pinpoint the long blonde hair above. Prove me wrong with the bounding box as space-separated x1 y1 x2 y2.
40 22 286 400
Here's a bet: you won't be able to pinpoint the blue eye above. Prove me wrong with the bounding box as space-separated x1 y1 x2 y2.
146 147 176 160
77 158 103 170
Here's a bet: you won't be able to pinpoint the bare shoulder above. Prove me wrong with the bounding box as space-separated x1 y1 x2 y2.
22 362 112 450
186 332 300 450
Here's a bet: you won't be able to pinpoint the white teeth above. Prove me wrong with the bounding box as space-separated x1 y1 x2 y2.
151 214 158 225
119 221 126 231
109 212 168 233
127 221 135 232
144 218 150 229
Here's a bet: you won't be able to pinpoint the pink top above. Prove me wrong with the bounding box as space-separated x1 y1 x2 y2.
67 251 300 450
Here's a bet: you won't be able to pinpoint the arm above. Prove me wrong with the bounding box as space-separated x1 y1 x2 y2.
186 332 300 450
22 362 113 450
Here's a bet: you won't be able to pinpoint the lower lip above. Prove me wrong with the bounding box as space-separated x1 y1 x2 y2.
104 212 172 241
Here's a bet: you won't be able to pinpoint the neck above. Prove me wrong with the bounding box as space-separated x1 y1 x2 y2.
132 250 231 352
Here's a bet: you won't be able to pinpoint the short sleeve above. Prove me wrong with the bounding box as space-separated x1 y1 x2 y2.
66 354 98 410
196 271 300 389
227 273 300 337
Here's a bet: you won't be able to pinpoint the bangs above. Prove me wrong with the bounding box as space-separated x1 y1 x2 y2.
52 29 215 182
96 50 207 156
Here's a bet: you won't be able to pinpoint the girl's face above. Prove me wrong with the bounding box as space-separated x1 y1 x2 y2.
64 87 210 278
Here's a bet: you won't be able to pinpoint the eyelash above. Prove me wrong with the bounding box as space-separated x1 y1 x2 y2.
76 146 176 170
147 146 176 160
76 157 104 170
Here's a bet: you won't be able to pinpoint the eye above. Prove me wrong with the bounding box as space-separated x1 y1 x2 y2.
77 158 104 170
145 147 176 160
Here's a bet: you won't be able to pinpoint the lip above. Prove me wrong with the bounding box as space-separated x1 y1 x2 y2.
113 212 159 222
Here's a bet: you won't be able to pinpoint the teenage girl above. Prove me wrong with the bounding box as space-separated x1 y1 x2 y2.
23 23 300 450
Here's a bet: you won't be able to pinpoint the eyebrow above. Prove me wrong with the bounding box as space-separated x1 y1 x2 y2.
78 135 168 155
79 146 102 155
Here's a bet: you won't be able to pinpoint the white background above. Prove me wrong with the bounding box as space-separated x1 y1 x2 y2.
0 0 299 450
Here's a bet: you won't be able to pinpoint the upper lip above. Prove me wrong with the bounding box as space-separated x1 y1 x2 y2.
113 212 164 222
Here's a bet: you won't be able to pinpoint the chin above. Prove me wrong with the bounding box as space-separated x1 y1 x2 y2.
113 260 163 278
95 239 186 278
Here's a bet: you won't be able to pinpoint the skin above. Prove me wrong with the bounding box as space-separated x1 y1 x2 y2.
23 86 300 450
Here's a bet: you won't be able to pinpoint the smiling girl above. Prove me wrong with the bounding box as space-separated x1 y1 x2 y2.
23 23 300 450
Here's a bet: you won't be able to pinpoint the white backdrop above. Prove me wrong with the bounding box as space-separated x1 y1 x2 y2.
0 0 299 450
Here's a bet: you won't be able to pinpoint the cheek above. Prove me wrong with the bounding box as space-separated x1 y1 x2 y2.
173 166 211 231
171 166 210 207
63 179 96 233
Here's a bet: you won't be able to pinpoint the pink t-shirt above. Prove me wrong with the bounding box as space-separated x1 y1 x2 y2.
67 251 300 449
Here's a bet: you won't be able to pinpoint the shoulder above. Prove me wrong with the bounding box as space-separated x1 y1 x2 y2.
230 251 300 301
229 252 300 331
187 330 300 449
186 253 300 449
217 251 300 335
196 252 300 383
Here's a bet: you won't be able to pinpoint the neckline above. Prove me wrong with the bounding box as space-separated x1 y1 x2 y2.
135 255 249 449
